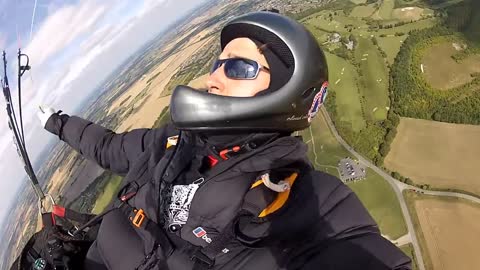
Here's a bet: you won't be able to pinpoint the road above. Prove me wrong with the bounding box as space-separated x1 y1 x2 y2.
320 108 428 270
394 181 480 204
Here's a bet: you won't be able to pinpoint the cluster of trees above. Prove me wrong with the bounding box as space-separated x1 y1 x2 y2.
330 34 357 60
67 171 121 213
371 37 388 60
445 0 473 30
391 171 414 185
344 24 358 33
325 90 389 163
451 47 480 62
375 111 400 165
379 21 412 29
390 26 480 125
152 106 171 128
445 0 480 42
331 44 351 60
425 0 449 4
365 18 430 32
287 0 355 20
324 90 338 121
332 46 354 60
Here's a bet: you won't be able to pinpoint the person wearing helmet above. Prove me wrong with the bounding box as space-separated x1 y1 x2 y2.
36 11 411 270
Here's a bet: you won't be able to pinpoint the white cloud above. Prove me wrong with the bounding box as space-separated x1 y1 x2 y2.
0 0 210 233
141 0 168 16
23 0 108 68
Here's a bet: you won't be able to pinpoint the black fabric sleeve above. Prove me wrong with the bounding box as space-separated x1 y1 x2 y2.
284 171 412 270
45 113 169 175
299 234 412 270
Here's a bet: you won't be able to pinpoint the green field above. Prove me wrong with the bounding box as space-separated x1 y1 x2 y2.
350 0 366 4
347 168 408 239
92 175 123 214
301 112 407 239
394 0 422 8
372 0 395 20
336 14 368 27
350 4 376 18
422 40 480 90
377 35 408 64
392 7 432 22
300 112 350 177
355 37 389 121
326 52 366 131
303 10 367 33
399 244 418 270
304 23 331 44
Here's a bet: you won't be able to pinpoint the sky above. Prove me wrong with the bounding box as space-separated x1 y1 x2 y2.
0 0 209 231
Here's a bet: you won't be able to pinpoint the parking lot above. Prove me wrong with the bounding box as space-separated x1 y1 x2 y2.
338 157 366 182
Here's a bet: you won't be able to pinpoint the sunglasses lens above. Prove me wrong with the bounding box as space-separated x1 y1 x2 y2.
210 60 222 74
224 59 258 79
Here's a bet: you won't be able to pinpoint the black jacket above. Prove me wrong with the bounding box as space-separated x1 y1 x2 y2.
45 114 411 270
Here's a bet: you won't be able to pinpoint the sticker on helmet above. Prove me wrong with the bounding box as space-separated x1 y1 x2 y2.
308 81 328 122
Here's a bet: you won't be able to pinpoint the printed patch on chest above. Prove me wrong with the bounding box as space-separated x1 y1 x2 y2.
193 227 212 243
164 178 204 227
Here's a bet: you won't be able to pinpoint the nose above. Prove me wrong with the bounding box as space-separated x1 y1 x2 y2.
206 63 226 94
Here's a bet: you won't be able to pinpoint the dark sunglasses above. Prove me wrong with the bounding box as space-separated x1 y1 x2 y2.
210 58 270 80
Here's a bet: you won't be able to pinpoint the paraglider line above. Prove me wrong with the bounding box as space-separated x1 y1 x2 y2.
30 0 39 42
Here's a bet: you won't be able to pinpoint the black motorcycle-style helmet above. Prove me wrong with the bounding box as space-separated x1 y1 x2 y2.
170 11 329 132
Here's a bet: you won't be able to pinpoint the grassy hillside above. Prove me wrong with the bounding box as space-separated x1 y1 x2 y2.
326 52 366 131
355 37 390 121
348 167 407 239
301 112 407 239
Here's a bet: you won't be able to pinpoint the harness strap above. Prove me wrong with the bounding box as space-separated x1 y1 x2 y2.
118 203 175 256
191 171 300 269
191 219 238 270
52 205 96 224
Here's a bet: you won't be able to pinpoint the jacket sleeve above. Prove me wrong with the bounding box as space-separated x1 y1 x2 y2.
299 234 412 270
288 170 412 270
45 113 172 175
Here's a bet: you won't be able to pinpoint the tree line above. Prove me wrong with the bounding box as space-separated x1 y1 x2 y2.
390 26 480 125
325 90 395 165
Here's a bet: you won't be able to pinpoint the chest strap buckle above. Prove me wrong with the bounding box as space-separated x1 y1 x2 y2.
191 248 215 268
130 208 146 228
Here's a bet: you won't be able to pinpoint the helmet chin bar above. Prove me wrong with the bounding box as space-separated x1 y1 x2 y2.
170 85 297 132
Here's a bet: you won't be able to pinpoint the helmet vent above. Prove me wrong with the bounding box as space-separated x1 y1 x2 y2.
302 87 316 99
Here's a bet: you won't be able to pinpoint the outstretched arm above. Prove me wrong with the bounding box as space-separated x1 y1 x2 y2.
43 111 171 175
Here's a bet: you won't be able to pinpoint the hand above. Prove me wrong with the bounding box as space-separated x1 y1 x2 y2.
37 105 56 128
